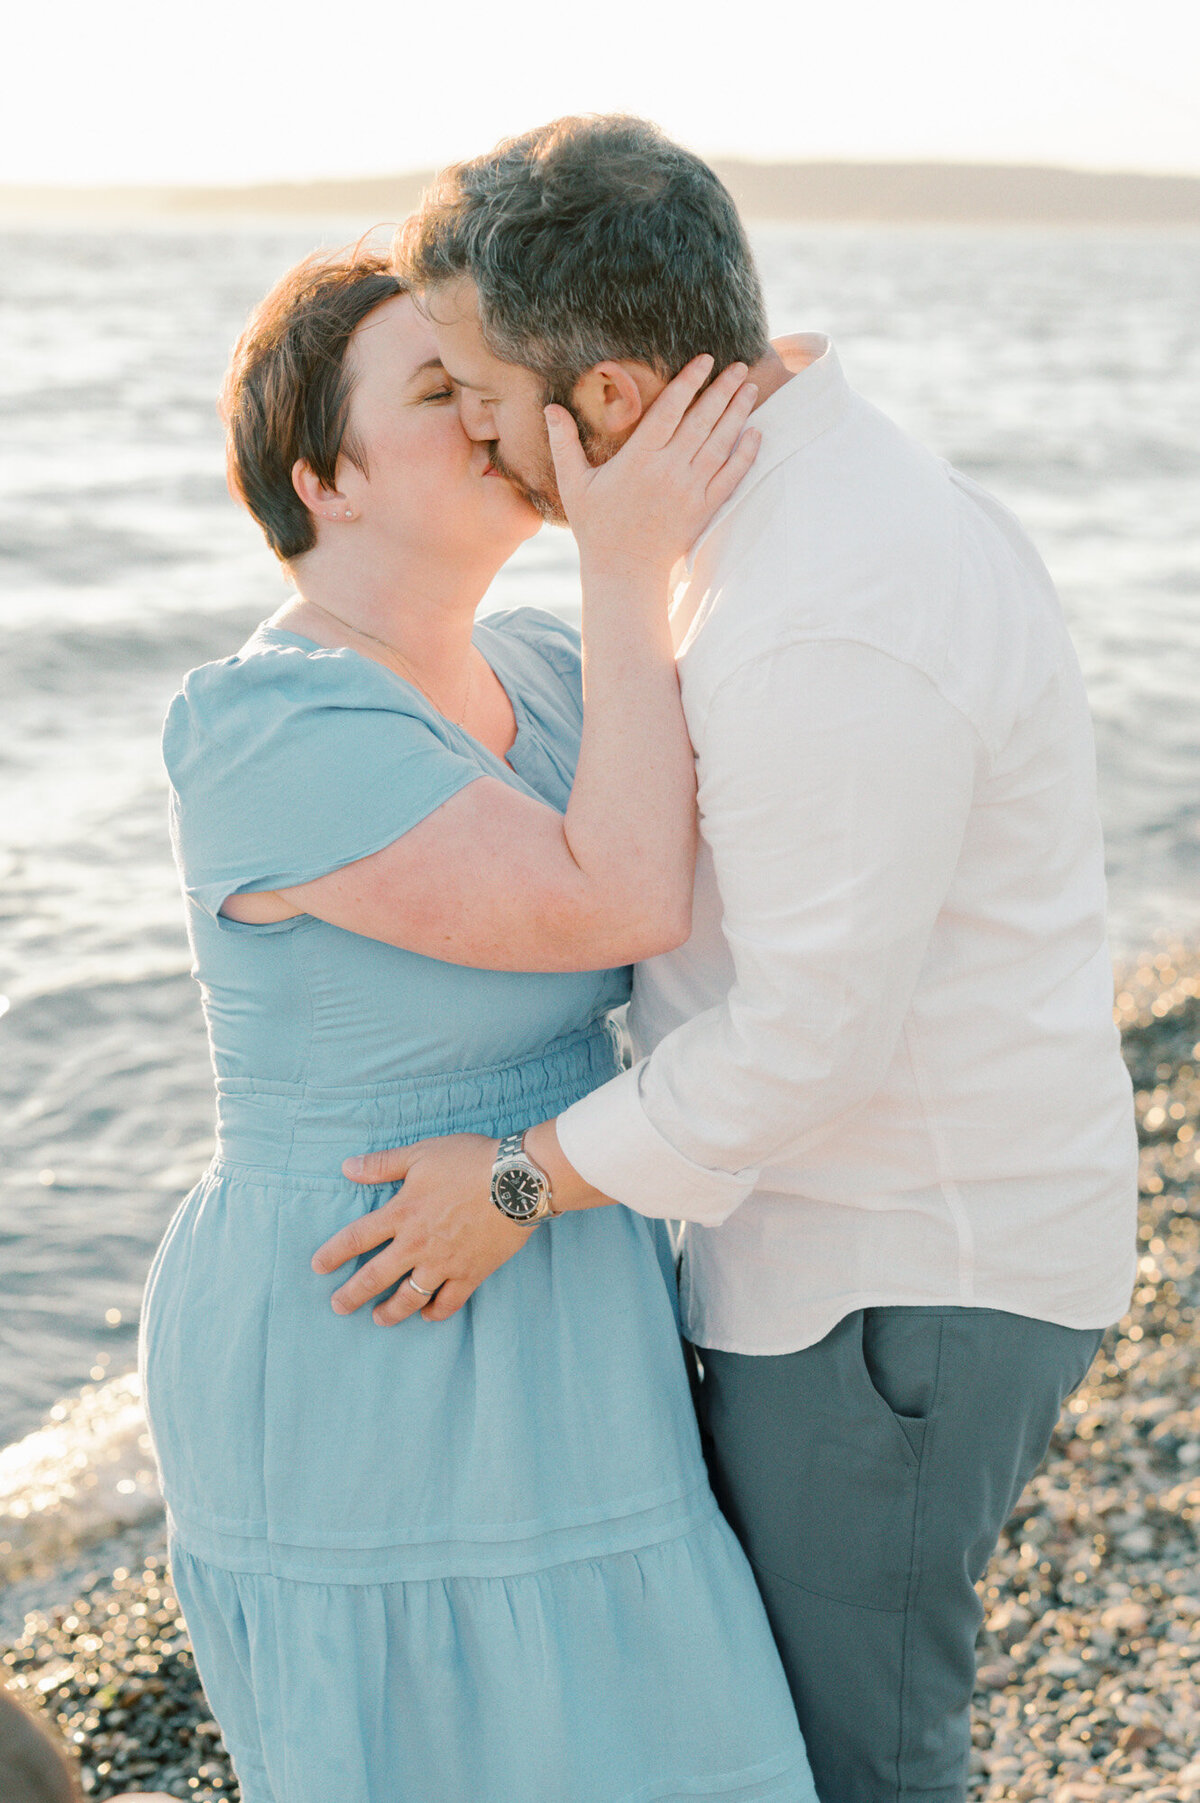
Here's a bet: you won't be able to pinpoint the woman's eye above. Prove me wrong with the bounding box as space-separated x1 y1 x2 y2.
425 387 455 402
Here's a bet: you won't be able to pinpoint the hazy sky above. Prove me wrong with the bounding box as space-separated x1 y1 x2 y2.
7 0 1200 187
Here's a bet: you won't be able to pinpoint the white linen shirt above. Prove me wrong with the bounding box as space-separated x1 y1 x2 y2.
557 334 1138 1355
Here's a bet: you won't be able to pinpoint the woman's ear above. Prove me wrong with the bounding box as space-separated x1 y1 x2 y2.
569 361 666 443
292 458 354 523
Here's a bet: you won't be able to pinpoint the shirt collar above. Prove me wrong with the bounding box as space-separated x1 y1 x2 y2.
683 333 849 574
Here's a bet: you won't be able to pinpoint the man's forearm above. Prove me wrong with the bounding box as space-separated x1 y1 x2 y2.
524 1118 615 1213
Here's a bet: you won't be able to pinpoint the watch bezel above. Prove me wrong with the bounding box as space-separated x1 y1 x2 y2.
490 1141 554 1225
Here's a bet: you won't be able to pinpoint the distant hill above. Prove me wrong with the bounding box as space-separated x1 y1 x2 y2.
2 161 1198 225
716 161 1200 225
0 171 437 223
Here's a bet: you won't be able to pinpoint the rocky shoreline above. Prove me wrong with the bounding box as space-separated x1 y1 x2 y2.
3 949 1198 1803
969 948 1200 1802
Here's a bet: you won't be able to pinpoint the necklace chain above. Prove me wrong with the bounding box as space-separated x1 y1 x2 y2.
305 601 474 727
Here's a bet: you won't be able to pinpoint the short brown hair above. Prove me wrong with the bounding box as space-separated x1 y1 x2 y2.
395 115 769 405
220 248 405 563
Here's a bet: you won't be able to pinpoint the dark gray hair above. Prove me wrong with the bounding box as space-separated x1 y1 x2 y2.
394 115 770 403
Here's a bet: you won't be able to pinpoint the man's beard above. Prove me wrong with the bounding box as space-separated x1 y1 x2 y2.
487 407 622 528
487 442 564 525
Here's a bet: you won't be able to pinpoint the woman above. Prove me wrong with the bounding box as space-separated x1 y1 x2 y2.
140 247 815 1803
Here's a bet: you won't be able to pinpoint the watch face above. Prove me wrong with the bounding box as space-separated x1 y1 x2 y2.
494 1163 544 1222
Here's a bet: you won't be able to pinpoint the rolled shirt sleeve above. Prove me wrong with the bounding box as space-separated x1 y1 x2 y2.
555 638 983 1225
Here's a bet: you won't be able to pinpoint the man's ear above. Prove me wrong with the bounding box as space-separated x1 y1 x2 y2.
569 361 666 441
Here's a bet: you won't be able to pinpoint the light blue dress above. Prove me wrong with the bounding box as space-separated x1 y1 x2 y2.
141 611 815 1803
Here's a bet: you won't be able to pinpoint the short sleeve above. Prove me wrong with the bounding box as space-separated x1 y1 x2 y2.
163 639 485 921
480 608 581 695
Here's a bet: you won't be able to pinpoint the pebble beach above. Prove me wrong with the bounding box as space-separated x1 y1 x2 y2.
968 948 1200 1802
1 949 1196 1801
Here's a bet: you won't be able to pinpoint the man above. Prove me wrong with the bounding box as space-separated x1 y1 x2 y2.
327 116 1138 1799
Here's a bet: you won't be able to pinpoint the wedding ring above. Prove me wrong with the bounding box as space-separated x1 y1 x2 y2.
406 1276 437 1298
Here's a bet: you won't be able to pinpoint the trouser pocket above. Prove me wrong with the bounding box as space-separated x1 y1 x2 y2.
698 1310 934 1611
860 1305 948 1458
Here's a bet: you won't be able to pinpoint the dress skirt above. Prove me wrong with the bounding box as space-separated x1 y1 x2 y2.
142 1042 816 1803
170 1512 812 1803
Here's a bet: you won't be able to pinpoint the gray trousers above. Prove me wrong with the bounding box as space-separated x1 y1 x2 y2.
691 1307 1104 1803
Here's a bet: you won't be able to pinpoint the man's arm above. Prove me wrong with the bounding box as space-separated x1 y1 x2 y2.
317 637 980 1322
550 637 982 1225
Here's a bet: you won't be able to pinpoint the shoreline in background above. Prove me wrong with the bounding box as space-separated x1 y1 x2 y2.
3 947 1199 1800
2 160 1199 225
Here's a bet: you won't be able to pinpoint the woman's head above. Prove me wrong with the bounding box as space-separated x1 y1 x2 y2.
221 246 539 573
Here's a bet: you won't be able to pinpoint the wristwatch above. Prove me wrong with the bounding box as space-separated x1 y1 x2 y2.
490 1132 556 1225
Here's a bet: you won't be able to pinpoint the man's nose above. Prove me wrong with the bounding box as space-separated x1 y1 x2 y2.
457 392 493 441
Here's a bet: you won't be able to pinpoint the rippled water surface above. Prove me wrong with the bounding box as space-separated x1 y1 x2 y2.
1 222 1198 1452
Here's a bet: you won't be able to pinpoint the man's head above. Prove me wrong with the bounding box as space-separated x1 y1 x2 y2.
394 115 770 522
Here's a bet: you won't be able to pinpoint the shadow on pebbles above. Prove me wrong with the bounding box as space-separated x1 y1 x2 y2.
2 949 1199 1803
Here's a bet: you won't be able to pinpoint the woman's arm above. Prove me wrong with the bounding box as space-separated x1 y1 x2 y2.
226 358 758 971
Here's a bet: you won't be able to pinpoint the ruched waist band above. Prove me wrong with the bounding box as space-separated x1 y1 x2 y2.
212 1019 624 1179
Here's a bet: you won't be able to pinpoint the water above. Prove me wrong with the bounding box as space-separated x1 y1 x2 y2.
2 223 1198 1544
